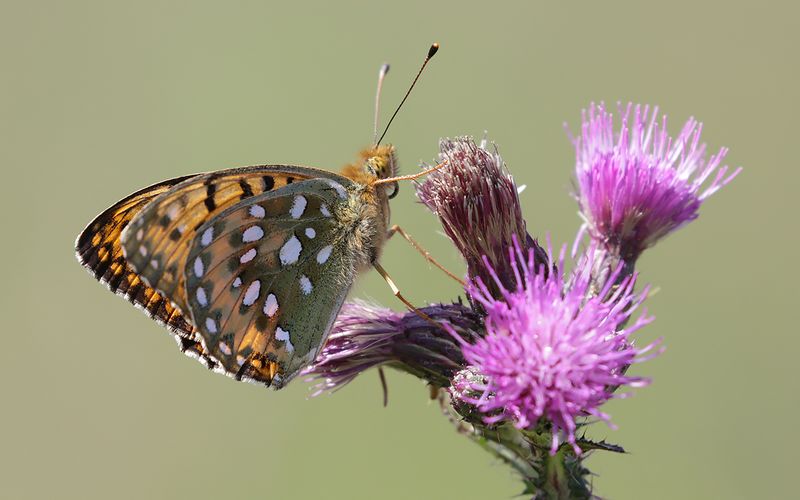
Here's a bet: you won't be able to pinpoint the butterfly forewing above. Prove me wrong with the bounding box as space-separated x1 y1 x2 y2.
184 178 357 387
119 166 319 316
75 175 221 368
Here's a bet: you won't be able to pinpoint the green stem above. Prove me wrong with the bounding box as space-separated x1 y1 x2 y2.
542 447 569 499
539 447 592 500
443 398 595 498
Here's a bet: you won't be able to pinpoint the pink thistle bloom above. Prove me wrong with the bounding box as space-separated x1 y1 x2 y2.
451 239 661 455
572 103 741 261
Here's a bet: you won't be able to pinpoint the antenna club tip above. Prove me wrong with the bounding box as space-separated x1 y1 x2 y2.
379 63 390 76
428 43 440 58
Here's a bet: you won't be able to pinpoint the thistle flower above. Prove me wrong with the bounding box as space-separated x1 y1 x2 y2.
305 301 484 394
572 102 741 262
307 115 735 492
450 239 660 455
416 137 548 298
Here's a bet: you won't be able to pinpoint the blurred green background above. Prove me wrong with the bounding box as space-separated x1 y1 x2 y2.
2 1 795 498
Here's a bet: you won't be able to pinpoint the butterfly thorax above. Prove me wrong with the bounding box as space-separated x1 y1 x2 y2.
337 145 397 270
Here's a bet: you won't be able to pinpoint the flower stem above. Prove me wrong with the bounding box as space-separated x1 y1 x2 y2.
439 391 595 498
539 447 592 500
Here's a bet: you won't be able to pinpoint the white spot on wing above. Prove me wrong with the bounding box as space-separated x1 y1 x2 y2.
232 277 242 288
150 259 159 269
317 245 333 264
305 227 316 239
138 245 147 256
242 280 261 306
326 179 348 199
299 275 312 295
263 293 278 317
320 204 331 217
290 195 307 219
276 327 294 353
201 227 214 247
242 225 264 242
249 205 265 218
218 342 232 355
236 354 246 366
205 317 218 333
240 247 257 264
279 235 302 265
193 256 204 277
196 287 208 307
166 202 180 221
136 228 144 241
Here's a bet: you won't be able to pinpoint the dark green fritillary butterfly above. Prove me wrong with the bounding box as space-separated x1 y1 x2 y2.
76 44 441 388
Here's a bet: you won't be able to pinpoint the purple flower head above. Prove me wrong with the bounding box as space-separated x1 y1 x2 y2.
305 301 483 395
450 237 660 455
572 102 741 261
417 137 548 299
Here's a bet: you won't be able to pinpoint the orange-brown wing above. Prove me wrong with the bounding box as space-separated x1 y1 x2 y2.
118 166 342 317
75 175 217 368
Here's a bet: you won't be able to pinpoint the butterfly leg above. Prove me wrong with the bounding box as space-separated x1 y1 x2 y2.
378 367 389 407
374 160 449 186
386 224 465 286
372 262 437 325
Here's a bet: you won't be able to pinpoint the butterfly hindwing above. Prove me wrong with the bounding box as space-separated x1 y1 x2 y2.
184 178 357 388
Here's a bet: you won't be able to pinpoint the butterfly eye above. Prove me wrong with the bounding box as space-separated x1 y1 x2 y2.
386 181 399 199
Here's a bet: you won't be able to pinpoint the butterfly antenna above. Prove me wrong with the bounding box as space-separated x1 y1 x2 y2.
373 63 390 144
375 42 439 146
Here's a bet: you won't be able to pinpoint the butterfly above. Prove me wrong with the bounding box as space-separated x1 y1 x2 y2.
76 44 441 389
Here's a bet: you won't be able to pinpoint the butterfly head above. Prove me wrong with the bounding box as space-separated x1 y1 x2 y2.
364 144 398 179
342 144 400 198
